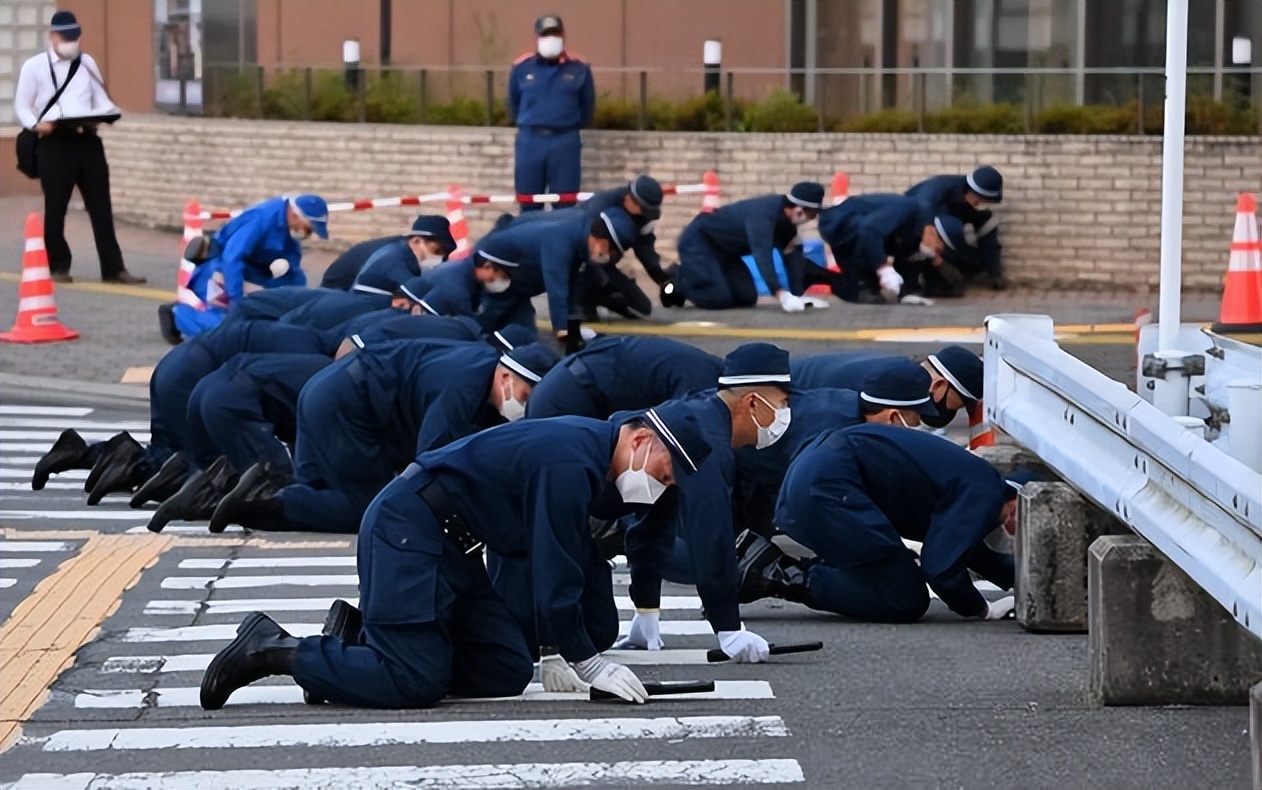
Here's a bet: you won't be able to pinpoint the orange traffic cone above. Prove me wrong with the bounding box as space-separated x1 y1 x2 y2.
968 401 995 449
446 184 471 260
808 170 850 296
1211 192 1262 333
0 214 79 344
175 199 205 309
700 170 720 213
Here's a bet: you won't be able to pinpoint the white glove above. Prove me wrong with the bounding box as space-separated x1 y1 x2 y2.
799 295 830 310
777 291 806 313
899 294 935 307
613 609 663 651
572 655 648 703
877 266 903 303
539 653 589 693
269 258 291 278
716 625 770 663
984 596 1016 620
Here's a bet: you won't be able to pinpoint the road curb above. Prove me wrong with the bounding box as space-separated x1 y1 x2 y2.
0 373 149 404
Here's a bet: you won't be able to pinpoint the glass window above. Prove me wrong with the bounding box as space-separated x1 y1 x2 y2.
154 0 204 112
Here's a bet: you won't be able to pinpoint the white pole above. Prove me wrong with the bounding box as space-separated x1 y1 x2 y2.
1157 0 1188 353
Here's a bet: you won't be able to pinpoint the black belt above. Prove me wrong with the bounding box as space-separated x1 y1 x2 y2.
524 126 579 136
418 480 484 555
51 122 98 136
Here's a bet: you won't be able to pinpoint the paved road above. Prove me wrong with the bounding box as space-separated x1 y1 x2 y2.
0 394 1252 789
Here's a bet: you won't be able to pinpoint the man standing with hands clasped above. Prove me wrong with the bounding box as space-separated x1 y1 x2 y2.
14 11 145 285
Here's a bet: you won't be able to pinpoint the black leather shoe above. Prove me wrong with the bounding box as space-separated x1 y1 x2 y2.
200 613 298 711
130 452 192 508
735 529 810 605
157 302 182 346
147 456 237 533
50 272 73 284
209 462 287 533
104 269 148 285
303 600 363 704
86 440 152 506
659 264 686 308
84 432 144 495
32 429 91 490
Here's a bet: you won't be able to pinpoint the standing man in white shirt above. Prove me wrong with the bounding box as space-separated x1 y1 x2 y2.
13 11 145 285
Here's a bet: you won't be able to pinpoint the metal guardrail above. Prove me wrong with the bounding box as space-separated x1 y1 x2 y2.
984 314 1262 639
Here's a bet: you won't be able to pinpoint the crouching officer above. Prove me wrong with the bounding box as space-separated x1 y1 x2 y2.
396 247 519 329
350 215 456 296
164 193 327 340
737 424 1019 623
792 345 983 428
199 404 711 710
526 335 723 420
907 165 1005 290
666 182 823 312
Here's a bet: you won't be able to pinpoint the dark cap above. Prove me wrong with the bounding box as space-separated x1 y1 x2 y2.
408 215 456 253
717 343 792 389
475 235 521 269
786 182 825 210
967 165 1003 202
927 345 983 405
396 277 439 316
629 175 664 220
501 342 559 384
933 214 968 254
488 324 539 353
50 10 81 40
859 362 937 417
535 14 564 35
639 402 713 476
1003 466 1049 501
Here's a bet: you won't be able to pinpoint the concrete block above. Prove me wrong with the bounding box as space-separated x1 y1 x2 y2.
970 444 1046 477
1253 682 1262 790
1016 482 1125 632
1089 535 1262 706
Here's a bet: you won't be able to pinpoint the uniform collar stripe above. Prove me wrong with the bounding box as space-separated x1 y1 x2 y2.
861 392 930 408
350 334 365 349
352 283 392 296
500 354 542 383
479 251 520 268
600 212 626 253
415 299 437 316
786 194 822 209
717 373 792 386
966 173 1000 198
398 284 422 304
927 355 979 402
934 217 955 250
493 331 514 350
645 408 698 473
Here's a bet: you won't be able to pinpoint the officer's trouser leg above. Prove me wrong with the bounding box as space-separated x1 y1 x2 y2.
184 375 227 469
447 562 537 698
523 368 606 419
591 265 652 318
724 259 761 307
977 228 1002 279
74 134 125 278
514 130 547 213
677 231 737 309
194 370 293 472
172 304 228 338
581 545 620 652
148 340 219 468
544 130 582 209
36 132 78 275
803 549 931 623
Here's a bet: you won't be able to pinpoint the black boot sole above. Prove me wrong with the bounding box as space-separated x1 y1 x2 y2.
32 429 89 491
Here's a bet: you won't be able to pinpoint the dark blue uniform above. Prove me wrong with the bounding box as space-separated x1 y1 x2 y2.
277 340 505 534
277 290 392 331
350 238 422 296
790 352 908 391
320 236 401 290
475 215 591 334
508 51 594 212
400 259 493 322
291 417 624 708
777 424 1012 622
228 287 327 322
343 313 482 349
817 195 930 302
907 174 1001 280
677 194 797 309
184 353 331 473
526 336 722 419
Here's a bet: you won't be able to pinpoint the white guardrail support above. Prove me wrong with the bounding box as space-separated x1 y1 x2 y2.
985 314 1262 639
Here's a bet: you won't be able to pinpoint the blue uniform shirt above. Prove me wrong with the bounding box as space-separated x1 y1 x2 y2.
229 287 327 323
407 258 485 319
344 313 482 350
689 193 798 294
277 291 391 331
817 194 931 275
210 197 305 302
510 188 665 282
790 352 909 391
475 214 591 333
777 424 1006 617
508 53 595 130
415 416 621 660
351 238 421 296
734 388 865 488
321 235 401 290
906 174 992 229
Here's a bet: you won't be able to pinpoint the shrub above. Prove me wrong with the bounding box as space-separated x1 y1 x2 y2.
591 95 640 130
215 69 261 118
261 70 307 120
1034 103 1136 134
310 71 355 122
366 72 421 124
925 102 1024 134
744 90 819 133
651 90 745 132
1185 95 1258 135
840 109 919 133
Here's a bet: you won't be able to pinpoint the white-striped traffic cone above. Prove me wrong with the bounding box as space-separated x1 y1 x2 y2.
0 213 79 344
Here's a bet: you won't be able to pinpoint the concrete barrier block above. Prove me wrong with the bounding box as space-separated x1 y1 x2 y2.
970 444 1047 477
1016 482 1124 633
1089 535 1262 706
1253 682 1262 790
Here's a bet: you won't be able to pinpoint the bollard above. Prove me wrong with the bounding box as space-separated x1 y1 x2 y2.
1088 535 1262 706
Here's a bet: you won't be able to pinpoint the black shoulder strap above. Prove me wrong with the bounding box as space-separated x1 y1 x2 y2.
36 55 82 124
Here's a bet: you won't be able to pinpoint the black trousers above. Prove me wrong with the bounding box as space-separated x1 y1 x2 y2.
37 128 124 278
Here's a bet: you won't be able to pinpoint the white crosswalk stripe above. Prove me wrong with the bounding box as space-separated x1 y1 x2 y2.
120 618 716 642
0 405 92 416
143 595 702 615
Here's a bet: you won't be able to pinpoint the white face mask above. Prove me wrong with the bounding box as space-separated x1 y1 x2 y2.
615 440 667 505
419 256 444 271
498 377 526 422
752 393 791 449
290 227 312 242
484 277 511 294
54 41 80 59
917 243 938 260
537 36 564 59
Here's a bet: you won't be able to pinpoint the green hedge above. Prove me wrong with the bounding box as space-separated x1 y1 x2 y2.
212 70 1259 135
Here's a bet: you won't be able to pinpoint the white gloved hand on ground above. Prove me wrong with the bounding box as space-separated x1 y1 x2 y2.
269 258 290 278
899 294 935 307
799 295 830 310
984 595 1016 620
717 625 771 663
778 291 807 313
612 609 663 651
877 266 903 303
539 653 590 693
572 655 648 703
